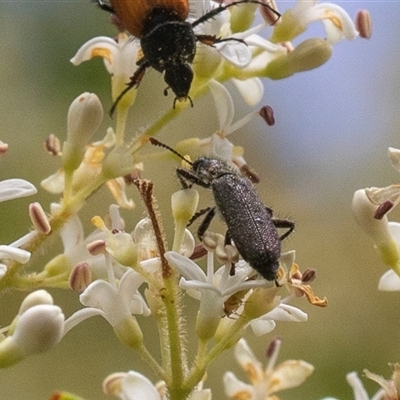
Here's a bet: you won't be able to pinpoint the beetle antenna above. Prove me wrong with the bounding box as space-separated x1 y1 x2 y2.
149 137 193 165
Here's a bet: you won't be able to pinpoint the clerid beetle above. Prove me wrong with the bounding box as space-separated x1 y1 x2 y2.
98 0 280 112
149 137 294 282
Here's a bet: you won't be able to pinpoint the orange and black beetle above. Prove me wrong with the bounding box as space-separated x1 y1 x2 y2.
98 0 279 110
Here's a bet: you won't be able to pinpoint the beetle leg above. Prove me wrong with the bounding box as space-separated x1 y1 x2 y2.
109 62 148 117
187 207 213 227
196 34 246 47
272 218 295 241
197 207 217 241
176 168 210 189
224 230 237 276
191 0 280 29
97 0 114 13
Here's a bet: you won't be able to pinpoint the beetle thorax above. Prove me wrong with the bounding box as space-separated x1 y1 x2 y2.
192 158 233 182
140 20 196 71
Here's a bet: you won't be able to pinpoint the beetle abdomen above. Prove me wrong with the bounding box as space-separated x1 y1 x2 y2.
212 175 281 280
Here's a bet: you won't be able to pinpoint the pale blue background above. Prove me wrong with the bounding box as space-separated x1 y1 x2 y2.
0 1 399 399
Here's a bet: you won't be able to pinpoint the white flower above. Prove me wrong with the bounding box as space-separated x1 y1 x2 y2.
191 0 253 68
224 338 314 400
103 371 211 400
71 33 140 106
272 0 359 44
62 92 104 173
104 371 163 400
42 124 135 209
248 303 308 336
165 250 270 339
175 80 259 171
324 368 398 400
65 267 148 349
79 268 149 326
42 204 129 284
190 0 287 104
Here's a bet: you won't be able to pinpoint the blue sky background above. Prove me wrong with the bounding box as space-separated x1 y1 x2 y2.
0 1 399 399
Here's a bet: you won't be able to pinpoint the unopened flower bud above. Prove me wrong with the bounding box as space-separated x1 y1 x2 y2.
229 1 257 33
265 39 332 80
172 189 199 226
19 290 54 315
355 10 372 39
29 202 51 234
62 93 103 172
0 305 64 367
172 189 199 253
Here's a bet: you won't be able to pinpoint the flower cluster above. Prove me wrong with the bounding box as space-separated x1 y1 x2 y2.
0 0 371 399
353 147 400 290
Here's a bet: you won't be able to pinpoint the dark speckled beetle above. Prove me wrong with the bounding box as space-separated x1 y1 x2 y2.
150 138 294 281
97 0 280 112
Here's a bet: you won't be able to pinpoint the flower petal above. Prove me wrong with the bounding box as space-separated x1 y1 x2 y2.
249 318 276 336
346 372 369 400
231 78 264 106
223 371 254 398
378 269 400 291
264 303 308 322
0 179 37 202
165 251 207 282
0 245 31 264
268 360 314 392
234 338 263 378
119 371 161 400
216 41 252 68
209 80 234 131
70 36 118 67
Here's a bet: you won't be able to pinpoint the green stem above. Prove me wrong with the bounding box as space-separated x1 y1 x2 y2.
0 173 108 292
137 344 166 380
115 105 128 145
184 318 248 390
162 276 186 386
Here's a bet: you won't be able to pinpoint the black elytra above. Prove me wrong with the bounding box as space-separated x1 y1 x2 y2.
149 138 294 282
